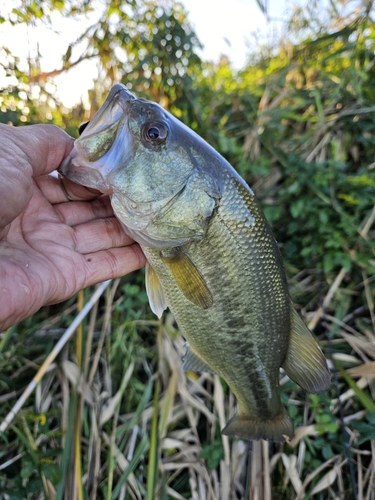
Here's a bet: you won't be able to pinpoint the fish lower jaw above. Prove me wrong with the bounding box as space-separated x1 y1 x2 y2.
59 156 114 194
116 222 191 249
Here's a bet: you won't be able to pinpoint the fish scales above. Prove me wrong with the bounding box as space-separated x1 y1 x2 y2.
59 83 331 442
144 174 290 419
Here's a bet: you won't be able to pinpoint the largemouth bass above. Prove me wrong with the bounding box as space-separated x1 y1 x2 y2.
59 84 330 442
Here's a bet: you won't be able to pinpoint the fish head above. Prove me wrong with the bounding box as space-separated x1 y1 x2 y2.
60 83 196 198
60 84 221 247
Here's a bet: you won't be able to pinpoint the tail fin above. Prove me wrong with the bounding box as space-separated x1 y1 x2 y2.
221 408 294 442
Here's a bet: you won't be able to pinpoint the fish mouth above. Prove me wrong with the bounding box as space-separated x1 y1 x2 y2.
58 84 136 193
78 84 136 141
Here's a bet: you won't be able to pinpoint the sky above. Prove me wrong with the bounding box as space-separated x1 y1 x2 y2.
180 0 286 67
0 0 289 108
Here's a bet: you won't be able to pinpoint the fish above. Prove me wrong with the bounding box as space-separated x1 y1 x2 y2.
59 83 330 442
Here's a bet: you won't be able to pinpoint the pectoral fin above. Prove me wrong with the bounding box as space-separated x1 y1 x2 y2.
145 262 168 318
160 248 213 309
182 343 216 374
282 307 330 393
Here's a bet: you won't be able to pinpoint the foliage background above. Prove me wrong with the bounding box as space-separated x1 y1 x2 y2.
0 0 375 498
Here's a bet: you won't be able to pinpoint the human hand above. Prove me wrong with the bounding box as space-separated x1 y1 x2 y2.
0 123 146 330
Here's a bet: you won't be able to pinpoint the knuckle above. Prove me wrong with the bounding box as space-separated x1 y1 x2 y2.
130 243 146 270
103 217 122 245
106 249 119 276
91 196 111 218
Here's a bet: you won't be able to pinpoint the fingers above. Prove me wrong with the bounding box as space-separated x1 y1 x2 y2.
42 244 146 307
36 174 102 204
36 174 115 227
59 175 102 201
54 197 114 227
72 217 135 253
81 244 146 288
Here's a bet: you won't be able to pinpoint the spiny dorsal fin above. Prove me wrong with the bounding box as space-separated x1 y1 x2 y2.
145 262 168 318
282 306 330 393
160 247 213 309
182 343 216 374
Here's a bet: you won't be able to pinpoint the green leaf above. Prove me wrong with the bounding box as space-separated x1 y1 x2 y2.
42 462 61 485
347 174 375 188
322 444 334 460
350 419 375 445
336 361 375 412
20 459 36 479
290 199 305 218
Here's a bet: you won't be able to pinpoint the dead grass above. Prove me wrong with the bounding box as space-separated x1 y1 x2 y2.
0 257 374 500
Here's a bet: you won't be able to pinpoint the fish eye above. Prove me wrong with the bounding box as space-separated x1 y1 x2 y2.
144 122 168 145
78 121 89 135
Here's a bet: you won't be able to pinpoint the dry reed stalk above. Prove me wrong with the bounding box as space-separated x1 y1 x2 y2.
309 267 347 330
294 456 346 500
0 280 112 433
213 375 230 465
365 441 375 500
250 440 263 500
88 279 120 385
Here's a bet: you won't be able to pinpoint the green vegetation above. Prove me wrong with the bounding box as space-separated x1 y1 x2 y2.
1 0 375 498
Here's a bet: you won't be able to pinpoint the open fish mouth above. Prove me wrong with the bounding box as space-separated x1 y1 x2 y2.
58 84 136 192
78 84 136 144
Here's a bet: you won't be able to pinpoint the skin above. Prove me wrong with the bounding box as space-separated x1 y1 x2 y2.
0 123 146 331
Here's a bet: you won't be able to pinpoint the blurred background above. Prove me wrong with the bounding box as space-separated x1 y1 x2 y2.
0 1 375 499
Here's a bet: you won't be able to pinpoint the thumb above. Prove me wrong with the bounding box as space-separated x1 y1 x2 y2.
9 124 74 177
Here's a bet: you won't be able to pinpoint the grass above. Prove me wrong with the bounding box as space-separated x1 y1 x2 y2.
0 254 374 499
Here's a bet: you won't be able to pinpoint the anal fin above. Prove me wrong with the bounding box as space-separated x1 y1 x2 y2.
182 343 216 374
282 306 330 393
145 262 168 318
